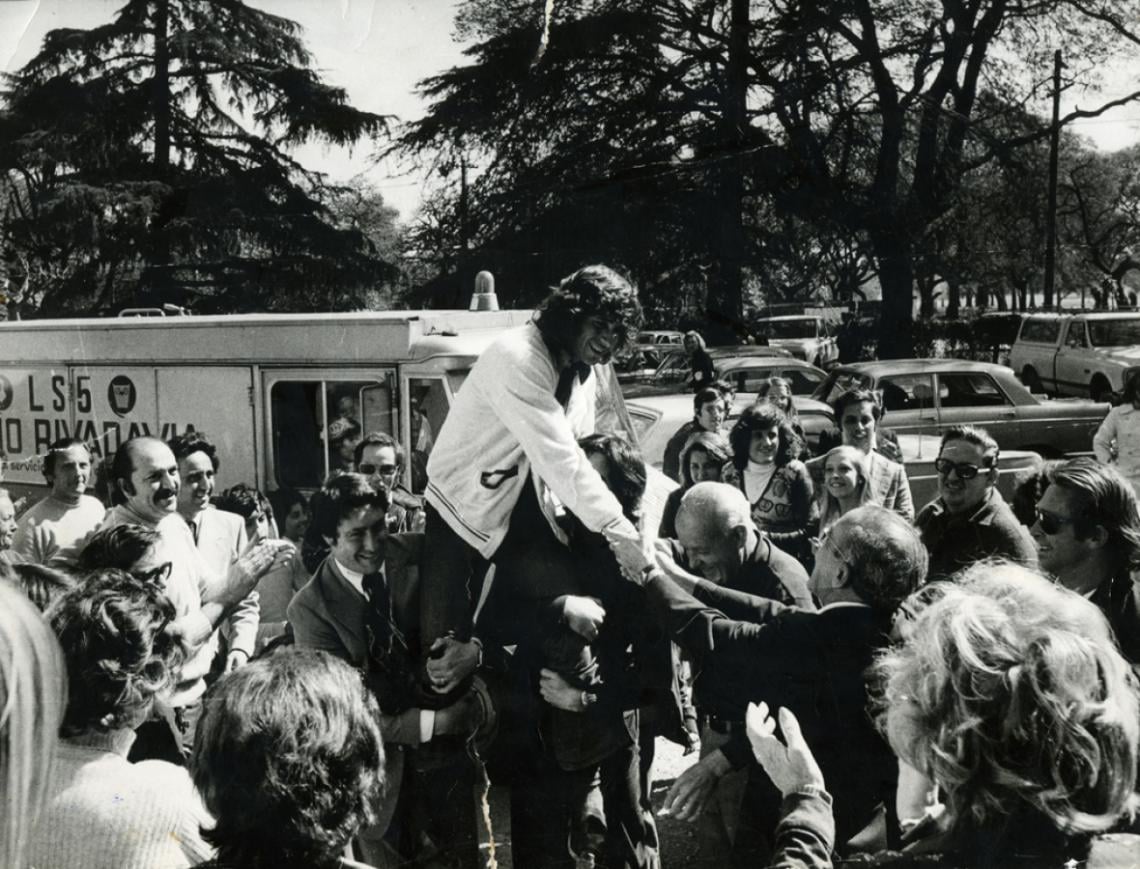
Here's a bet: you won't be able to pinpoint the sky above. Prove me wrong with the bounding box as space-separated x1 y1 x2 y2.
0 0 467 219
2 0 1139 222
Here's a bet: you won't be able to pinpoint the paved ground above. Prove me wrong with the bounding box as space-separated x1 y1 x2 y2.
473 737 703 868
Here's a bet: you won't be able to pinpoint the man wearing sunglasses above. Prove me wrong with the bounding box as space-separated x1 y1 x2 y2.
1031 458 1140 664
353 432 425 533
915 425 1036 582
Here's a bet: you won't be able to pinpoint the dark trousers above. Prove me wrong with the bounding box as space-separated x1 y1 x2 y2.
129 698 201 765
511 739 657 869
388 752 481 869
420 480 580 652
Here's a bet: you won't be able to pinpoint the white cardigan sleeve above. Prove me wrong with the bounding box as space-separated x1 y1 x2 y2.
480 344 637 539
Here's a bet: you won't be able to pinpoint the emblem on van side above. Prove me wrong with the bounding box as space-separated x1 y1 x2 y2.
108 375 137 416
0 375 11 411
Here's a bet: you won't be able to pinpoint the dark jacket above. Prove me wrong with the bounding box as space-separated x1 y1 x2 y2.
766 788 1140 869
916 489 1037 582
1090 573 1140 665
645 575 897 848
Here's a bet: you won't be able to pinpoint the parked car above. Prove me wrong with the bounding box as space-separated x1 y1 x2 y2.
752 314 839 367
812 359 1108 457
1008 312 1140 401
715 357 828 396
626 391 835 464
624 345 792 396
614 347 663 386
628 396 1040 514
636 330 685 350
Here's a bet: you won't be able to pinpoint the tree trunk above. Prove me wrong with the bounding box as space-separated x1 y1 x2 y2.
153 0 170 177
145 0 172 301
947 277 961 319
705 0 748 344
871 231 915 359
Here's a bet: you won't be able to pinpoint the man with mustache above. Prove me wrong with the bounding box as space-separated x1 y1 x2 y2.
101 436 290 760
12 437 106 568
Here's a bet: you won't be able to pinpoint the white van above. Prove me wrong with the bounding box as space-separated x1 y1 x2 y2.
0 306 564 504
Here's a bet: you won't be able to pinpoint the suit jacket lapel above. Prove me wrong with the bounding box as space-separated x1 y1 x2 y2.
317 558 370 663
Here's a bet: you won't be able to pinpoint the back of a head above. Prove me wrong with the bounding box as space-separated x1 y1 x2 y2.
836 505 926 613
50 568 182 738
2 563 74 613
876 563 1140 838
192 648 384 869
214 483 262 521
579 433 646 521
0 581 66 869
76 524 161 575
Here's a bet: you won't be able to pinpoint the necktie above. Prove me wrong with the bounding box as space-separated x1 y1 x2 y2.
361 571 392 658
556 362 590 409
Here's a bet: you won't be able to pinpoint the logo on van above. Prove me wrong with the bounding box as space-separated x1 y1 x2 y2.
0 375 11 411
108 375 137 416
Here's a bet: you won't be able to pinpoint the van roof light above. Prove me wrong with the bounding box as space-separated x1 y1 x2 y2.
470 271 499 311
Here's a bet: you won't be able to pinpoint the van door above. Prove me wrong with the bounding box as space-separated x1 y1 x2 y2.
262 369 397 491
400 372 459 495
156 367 257 492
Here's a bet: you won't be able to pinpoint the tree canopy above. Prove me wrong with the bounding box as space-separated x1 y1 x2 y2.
400 0 1140 355
1 0 394 316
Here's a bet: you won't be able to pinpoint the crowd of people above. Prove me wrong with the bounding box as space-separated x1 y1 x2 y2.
1 264 1139 869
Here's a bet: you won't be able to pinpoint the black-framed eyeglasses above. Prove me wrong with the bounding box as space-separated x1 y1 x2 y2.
1035 509 1076 536
359 463 398 476
934 458 990 480
136 561 172 585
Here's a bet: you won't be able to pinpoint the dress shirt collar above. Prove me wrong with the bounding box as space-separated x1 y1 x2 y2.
333 557 384 599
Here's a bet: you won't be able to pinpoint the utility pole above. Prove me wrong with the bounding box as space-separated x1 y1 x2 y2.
1043 50 1065 310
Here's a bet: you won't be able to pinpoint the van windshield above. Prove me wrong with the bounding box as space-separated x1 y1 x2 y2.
1088 319 1140 347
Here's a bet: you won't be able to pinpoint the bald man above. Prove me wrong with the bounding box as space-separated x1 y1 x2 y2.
647 505 926 861
657 482 813 607
651 482 813 860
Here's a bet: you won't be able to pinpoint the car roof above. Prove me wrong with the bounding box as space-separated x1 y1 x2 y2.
753 314 822 322
706 345 792 358
833 359 1008 376
1022 311 1140 321
716 357 823 372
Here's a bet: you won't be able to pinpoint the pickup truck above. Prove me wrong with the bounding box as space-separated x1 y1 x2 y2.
1008 312 1140 402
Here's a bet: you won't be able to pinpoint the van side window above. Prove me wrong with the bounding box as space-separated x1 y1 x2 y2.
1065 323 1089 349
408 378 450 494
270 378 394 489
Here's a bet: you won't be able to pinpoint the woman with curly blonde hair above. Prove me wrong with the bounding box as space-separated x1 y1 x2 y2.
748 562 1140 868
0 581 65 869
27 568 212 869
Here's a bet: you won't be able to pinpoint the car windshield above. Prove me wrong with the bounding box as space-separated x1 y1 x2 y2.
758 320 817 339
1087 319 1140 347
812 369 874 404
652 350 690 383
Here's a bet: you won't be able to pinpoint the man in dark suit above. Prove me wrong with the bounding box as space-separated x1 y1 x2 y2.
288 474 482 868
643 503 928 864
650 482 814 860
